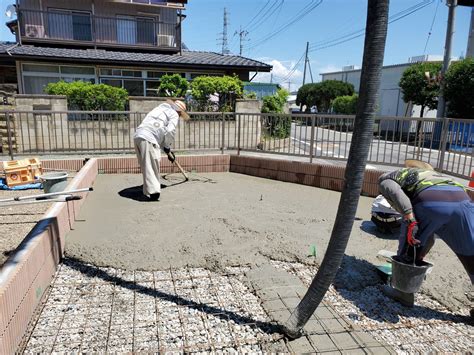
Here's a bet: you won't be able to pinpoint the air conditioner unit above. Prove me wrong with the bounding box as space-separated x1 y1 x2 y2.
25 25 45 38
157 34 174 47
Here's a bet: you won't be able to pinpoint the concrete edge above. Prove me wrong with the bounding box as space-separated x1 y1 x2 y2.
0 158 98 354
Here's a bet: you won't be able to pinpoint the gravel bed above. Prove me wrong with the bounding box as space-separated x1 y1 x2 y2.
23 259 283 353
271 260 473 353
0 189 53 267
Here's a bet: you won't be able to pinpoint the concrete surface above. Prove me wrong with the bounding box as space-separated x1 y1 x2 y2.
65 172 472 313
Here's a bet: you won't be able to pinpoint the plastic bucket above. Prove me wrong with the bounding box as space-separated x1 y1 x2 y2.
40 172 69 194
391 256 432 293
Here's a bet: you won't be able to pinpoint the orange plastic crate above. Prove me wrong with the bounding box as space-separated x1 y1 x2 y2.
2 158 42 187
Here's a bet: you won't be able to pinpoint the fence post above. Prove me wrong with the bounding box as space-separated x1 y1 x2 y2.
221 112 225 154
437 117 449 172
237 113 241 155
6 111 14 160
309 115 315 163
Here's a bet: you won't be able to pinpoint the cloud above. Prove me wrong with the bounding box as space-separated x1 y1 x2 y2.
251 58 304 92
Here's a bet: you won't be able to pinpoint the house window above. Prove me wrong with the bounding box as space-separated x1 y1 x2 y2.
22 63 96 94
48 9 92 41
146 81 161 97
116 15 155 45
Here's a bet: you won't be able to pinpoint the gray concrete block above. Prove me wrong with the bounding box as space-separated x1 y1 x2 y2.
313 306 335 320
287 336 315 354
351 331 382 348
262 298 287 313
309 333 338 352
320 318 346 333
303 319 325 334
366 346 395 354
268 309 292 324
281 296 301 309
329 332 359 350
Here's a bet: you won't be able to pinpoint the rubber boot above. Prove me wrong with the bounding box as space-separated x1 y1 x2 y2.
382 285 415 307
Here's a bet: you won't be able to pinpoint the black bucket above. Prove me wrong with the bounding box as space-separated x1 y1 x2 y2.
391 256 432 293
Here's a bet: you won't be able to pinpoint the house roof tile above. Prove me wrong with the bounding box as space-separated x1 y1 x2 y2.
0 44 272 71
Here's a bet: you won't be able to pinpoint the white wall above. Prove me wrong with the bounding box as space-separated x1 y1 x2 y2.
322 64 437 118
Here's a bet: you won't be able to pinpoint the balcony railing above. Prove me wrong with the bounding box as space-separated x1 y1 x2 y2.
19 9 180 50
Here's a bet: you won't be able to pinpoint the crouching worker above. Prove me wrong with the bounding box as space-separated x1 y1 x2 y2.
134 100 189 201
378 161 474 316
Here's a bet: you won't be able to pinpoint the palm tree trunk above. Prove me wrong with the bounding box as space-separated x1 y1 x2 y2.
282 0 390 338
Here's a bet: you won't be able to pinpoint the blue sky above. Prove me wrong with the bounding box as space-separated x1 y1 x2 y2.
0 0 471 91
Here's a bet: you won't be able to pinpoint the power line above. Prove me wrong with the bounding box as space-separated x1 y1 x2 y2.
423 0 441 54
243 0 271 30
279 52 306 83
246 0 284 33
246 0 323 51
308 0 433 53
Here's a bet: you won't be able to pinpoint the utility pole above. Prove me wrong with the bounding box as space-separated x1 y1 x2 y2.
234 26 249 56
467 7 474 58
302 41 309 86
437 0 457 170
300 42 310 112
218 8 230 55
270 73 273 83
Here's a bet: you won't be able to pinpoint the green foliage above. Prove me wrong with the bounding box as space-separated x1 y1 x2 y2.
399 62 441 116
261 88 289 113
332 94 358 114
158 74 189 97
296 80 354 113
243 91 257 99
190 75 243 111
45 81 128 111
445 58 474 118
261 88 291 138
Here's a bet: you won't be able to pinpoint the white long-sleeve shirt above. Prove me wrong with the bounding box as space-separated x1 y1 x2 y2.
134 103 179 149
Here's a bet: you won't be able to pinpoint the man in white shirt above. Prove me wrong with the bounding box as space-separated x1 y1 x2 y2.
134 100 189 201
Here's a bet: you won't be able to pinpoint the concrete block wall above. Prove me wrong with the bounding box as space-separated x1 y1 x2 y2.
230 156 385 198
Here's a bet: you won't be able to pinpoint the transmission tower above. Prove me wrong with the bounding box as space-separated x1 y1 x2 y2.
218 8 231 55
234 26 249 56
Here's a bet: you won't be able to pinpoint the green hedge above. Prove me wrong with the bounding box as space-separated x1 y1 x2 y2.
45 81 128 111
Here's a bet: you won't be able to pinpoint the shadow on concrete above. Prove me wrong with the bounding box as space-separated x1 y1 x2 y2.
118 181 188 202
118 185 150 202
64 256 283 336
335 255 471 325
359 220 399 240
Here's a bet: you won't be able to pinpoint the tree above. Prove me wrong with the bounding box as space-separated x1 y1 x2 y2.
332 94 359 114
282 0 389 338
445 58 474 118
399 62 441 117
296 81 354 113
158 74 189 98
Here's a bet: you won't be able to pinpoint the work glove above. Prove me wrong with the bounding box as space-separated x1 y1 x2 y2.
163 146 171 154
406 218 420 246
167 151 176 163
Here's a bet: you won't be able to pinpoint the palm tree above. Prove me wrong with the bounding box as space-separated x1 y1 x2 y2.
282 0 390 338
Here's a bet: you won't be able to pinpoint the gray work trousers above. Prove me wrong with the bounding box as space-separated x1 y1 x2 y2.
134 137 161 197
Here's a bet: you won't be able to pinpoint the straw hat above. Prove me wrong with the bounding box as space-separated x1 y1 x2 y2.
404 159 434 170
166 99 190 120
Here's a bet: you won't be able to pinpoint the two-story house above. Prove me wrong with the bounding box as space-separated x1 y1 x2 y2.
0 0 271 95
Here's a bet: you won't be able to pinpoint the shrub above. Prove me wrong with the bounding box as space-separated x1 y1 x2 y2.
332 94 358 114
244 91 257 99
190 75 243 111
261 88 291 138
45 81 128 111
158 74 189 97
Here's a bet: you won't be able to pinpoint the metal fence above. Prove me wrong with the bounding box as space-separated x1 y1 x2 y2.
1 110 473 179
